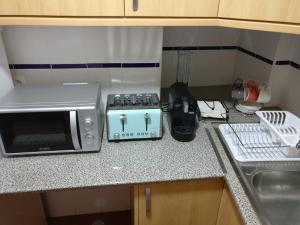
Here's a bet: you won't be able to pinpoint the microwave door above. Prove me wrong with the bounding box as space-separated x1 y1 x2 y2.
70 111 81 150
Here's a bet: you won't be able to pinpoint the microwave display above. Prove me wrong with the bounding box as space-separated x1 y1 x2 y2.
0 112 77 154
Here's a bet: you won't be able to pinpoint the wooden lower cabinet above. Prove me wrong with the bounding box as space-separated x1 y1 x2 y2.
133 179 244 225
216 183 244 225
0 193 47 225
133 179 221 225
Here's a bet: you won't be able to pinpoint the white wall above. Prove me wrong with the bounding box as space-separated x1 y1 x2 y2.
234 30 280 82
3 26 163 106
0 27 13 98
271 33 300 115
161 27 240 88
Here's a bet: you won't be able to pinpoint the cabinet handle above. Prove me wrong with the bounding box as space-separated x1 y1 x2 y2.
145 187 151 215
133 0 138 11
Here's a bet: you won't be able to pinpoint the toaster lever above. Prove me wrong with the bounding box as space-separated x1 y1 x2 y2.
144 113 151 131
120 114 126 132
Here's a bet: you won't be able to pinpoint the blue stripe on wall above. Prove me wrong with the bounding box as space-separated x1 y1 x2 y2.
52 64 87 69
10 62 160 69
276 60 300 70
163 45 274 65
8 46 299 70
87 63 122 68
13 64 51 69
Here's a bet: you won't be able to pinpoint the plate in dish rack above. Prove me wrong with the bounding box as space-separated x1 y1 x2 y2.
219 123 300 162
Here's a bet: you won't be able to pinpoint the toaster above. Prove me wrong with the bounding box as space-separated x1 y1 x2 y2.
106 94 162 141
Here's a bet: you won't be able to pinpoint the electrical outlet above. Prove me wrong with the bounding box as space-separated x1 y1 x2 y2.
13 75 26 84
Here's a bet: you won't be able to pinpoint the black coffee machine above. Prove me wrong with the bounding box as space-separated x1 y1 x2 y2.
168 82 197 142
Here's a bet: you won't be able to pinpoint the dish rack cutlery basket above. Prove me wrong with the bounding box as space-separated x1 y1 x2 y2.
219 111 300 162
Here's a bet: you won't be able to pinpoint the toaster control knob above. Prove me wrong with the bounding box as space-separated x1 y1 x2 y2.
85 134 94 145
150 131 157 138
114 133 120 139
84 118 93 127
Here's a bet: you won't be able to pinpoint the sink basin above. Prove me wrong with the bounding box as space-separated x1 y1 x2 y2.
251 171 300 225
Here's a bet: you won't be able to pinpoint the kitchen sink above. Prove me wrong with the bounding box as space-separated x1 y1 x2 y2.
250 170 300 225
213 124 300 225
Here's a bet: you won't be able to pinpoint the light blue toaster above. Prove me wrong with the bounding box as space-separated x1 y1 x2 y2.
106 94 162 141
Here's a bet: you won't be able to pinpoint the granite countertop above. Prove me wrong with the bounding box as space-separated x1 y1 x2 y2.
0 114 224 194
0 107 262 225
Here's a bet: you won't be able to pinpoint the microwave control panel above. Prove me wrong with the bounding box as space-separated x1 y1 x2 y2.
78 109 103 150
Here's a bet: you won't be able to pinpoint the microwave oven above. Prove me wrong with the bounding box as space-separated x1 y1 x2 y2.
0 83 104 157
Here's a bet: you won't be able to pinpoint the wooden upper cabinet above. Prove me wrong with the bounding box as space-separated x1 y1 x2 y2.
125 0 220 17
0 0 124 16
219 0 300 24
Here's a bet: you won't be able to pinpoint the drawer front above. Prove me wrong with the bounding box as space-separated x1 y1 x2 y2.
219 0 300 24
125 0 219 17
0 0 124 16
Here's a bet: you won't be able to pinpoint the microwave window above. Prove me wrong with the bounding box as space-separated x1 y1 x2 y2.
0 112 76 154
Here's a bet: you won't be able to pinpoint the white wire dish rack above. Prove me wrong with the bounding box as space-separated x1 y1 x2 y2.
219 111 300 162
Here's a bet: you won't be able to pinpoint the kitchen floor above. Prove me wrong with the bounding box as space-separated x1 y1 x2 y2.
48 210 131 225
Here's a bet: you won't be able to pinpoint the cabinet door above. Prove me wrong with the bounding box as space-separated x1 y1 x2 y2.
125 0 219 17
0 193 47 225
216 184 244 225
136 179 224 225
0 0 124 16
219 0 300 24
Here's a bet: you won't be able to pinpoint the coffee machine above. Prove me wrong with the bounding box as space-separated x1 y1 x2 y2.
168 82 197 142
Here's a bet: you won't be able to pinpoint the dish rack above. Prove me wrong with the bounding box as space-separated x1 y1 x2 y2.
219 111 300 162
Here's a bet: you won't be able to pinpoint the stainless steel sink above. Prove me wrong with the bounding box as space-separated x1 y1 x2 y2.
250 170 300 225
213 124 300 225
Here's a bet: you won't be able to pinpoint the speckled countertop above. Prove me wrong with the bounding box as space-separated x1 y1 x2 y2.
0 114 224 194
0 105 262 225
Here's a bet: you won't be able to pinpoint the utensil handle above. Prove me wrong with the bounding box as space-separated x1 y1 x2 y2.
133 0 138 11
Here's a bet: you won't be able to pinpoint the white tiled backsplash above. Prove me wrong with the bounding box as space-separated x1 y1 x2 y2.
3 27 163 106
162 27 240 87
0 28 13 98
3 26 300 115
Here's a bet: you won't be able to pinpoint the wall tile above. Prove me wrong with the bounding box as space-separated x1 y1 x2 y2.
119 27 163 63
161 51 178 88
163 27 240 47
189 50 237 86
239 30 280 60
0 31 14 98
3 27 51 64
279 67 300 116
161 50 237 88
45 27 86 64
3 27 163 108
234 51 272 82
111 67 161 95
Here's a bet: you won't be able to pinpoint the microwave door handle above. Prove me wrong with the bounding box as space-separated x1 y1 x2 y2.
70 111 81 150
0 132 6 156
